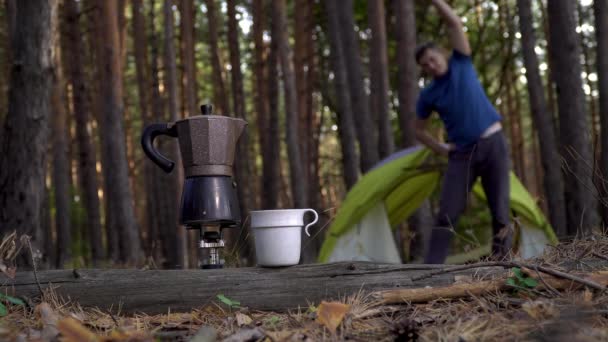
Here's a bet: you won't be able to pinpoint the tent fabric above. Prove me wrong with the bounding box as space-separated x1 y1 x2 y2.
326 202 402 263
318 147 558 263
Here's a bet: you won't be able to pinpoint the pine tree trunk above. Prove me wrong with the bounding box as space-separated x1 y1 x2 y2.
149 0 171 265
579 2 599 142
272 0 307 209
538 0 559 139
336 0 379 172
256 0 280 210
132 0 155 258
226 0 253 263
163 0 184 269
512 78 527 188
324 0 359 190
368 0 394 159
547 1 599 235
204 0 230 116
180 0 197 118
51 17 72 268
394 0 433 261
41 180 54 268
89 1 118 262
99 0 143 264
594 0 608 226
0 0 57 256
294 0 320 212
394 0 418 148
65 0 105 266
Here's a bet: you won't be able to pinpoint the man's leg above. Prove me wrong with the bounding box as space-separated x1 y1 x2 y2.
479 132 512 259
425 150 478 264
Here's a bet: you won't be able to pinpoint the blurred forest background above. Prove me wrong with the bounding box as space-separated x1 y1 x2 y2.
0 0 605 269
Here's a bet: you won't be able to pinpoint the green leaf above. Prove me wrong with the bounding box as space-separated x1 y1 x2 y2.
0 293 25 306
512 267 524 280
523 277 539 288
0 303 7 317
216 294 240 308
505 278 517 287
266 316 280 325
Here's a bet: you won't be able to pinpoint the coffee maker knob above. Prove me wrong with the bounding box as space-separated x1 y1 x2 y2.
200 104 213 115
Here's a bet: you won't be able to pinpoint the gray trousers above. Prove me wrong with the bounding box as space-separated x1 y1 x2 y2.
424 130 512 264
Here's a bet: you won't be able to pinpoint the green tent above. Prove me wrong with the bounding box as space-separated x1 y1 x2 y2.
318 146 558 264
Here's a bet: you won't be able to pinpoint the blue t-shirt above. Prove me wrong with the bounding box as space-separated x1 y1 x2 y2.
416 50 501 148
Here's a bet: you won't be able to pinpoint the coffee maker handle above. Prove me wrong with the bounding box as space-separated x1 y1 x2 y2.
141 123 178 173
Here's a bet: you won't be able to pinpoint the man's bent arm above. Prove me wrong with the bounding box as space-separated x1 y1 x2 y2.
431 0 471 55
415 118 451 156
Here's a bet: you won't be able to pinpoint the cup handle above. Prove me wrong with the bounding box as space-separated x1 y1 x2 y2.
303 209 318 237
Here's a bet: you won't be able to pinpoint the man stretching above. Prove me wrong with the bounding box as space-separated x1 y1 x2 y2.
414 0 512 263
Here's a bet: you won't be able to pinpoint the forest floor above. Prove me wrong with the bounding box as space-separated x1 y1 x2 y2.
3 235 608 341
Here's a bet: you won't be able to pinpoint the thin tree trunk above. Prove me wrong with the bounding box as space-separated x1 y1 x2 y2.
99 0 143 264
132 0 156 259
368 0 394 159
258 0 280 210
294 0 323 261
538 0 559 146
394 0 418 149
394 0 433 261
164 0 184 268
512 77 527 187
65 0 104 266
294 0 320 210
180 0 197 118
505 70 523 181
226 0 253 263
594 0 608 225
578 2 599 142
336 0 379 172
272 0 307 208
204 0 230 116
0 0 57 259
324 0 359 190
149 0 170 265
118 0 127 70
547 1 599 235
42 178 54 269
52 15 72 268
90 1 118 262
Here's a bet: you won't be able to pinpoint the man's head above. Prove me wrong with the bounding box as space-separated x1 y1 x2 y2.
415 42 448 78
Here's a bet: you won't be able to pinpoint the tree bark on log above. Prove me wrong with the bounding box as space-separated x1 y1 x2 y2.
0 262 527 314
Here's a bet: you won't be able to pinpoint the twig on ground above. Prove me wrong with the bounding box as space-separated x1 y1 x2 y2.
592 252 608 262
411 261 607 292
533 266 561 298
23 235 43 296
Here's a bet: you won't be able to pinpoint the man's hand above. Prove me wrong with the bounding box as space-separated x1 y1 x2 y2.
430 0 471 55
439 143 455 157
414 118 453 157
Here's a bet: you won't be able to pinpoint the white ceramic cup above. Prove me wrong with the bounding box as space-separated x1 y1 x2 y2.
250 209 319 267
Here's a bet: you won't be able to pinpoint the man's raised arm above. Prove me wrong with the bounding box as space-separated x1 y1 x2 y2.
431 0 471 55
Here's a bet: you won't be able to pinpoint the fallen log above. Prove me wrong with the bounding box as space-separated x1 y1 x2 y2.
2 260 606 314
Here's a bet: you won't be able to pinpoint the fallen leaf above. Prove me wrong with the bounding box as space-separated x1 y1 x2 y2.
316 301 350 333
522 300 558 320
581 289 594 304
105 329 155 342
235 312 253 327
57 317 98 342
